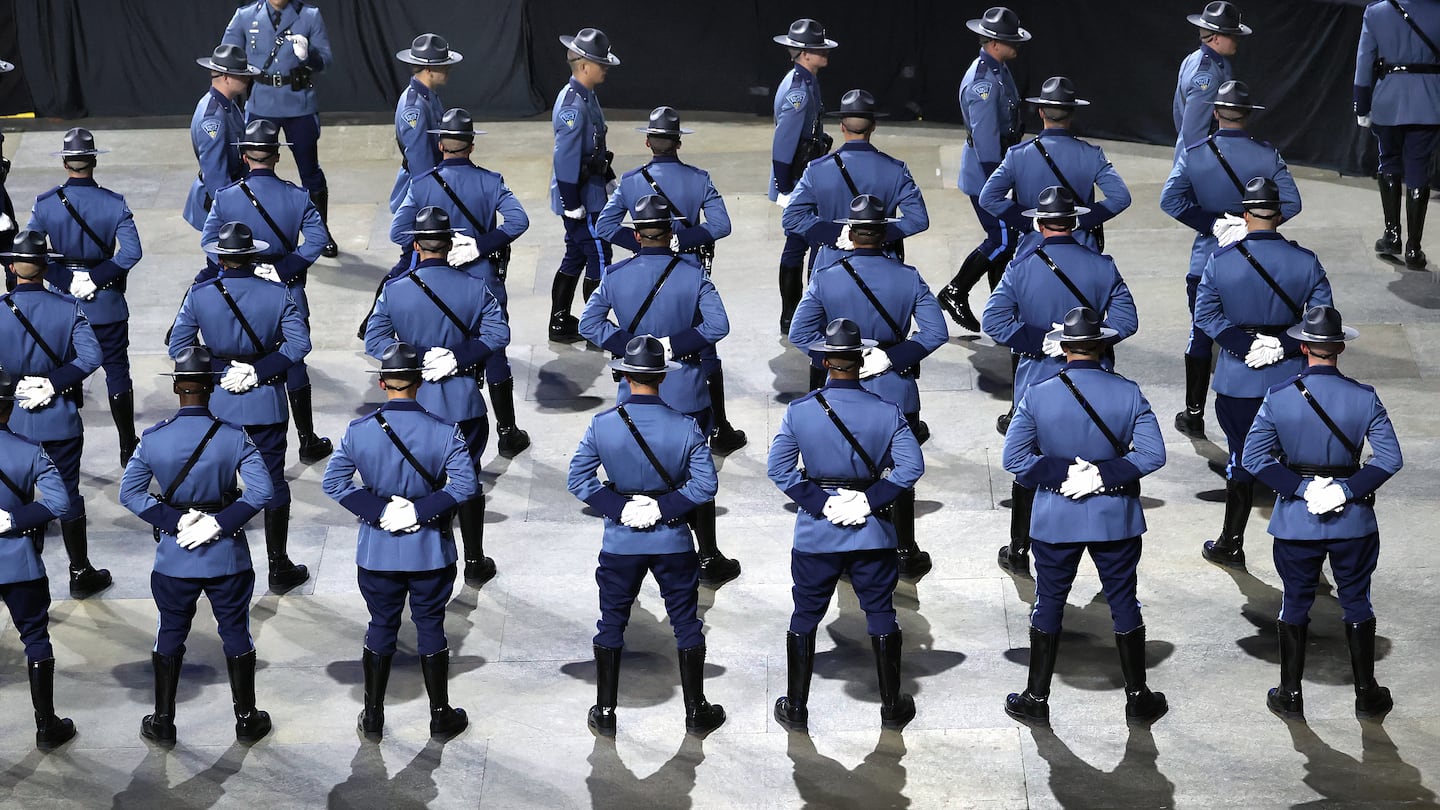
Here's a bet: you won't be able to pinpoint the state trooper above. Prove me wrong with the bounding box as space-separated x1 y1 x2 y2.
783 89 929 270
322 343 476 742
0 230 109 598
1354 0 1440 268
1242 306 1402 722
26 128 144 465
579 195 741 588
120 346 275 747
770 18 837 333
184 45 258 232
1161 80 1301 438
364 207 508 588
1001 307 1168 726
167 222 311 592
789 195 947 582
595 106 745 455
390 108 532 458
391 34 461 215
0 58 14 253
1194 177 1332 569
223 0 338 257
979 77 1131 260
0 368 78 751
200 119 332 465
548 27 619 344
938 7 1029 334
767 318 923 731
983 188 1138 577
567 336 725 738
1174 2 1252 158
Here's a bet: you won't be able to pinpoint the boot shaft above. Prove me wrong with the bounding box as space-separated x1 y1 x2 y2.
28 658 56 717
225 650 258 713
457 496 486 562
692 500 719 556
361 648 393 708
1026 626 1060 698
1114 626 1148 692
1220 480 1255 545
1182 355 1212 414
1406 186 1431 249
151 651 183 715
1276 620 1308 692
264 505 291 559
1378 174 1403 228
785 631 816 707
1344 617 1379 691
593 644 622 709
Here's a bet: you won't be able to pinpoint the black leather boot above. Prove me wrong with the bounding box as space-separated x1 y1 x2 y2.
871 631 916 729
985 246 1013 290
894 490 931 582
1267 621 1307 721
29 658 76 751
488 378 531 458
458 497 497 587
1345 617 1393 719
589 644 621 737
62 518 112 599
264 506 309 591
1375 174 1403 255
706 368 747 455
141 651 182 745
1405 186 1430 269
289 385 333 464
774 631 815 731
1115 627 1168 724
110 390 139 466
311 187 339 258
1174 355 1210 437
548 273 583 343
226 650 272 743
998 482 1034 577
358 648 392 740
938 249 990 331
581 275 600 304
778 264 804 333
1006 626 1058 725
905 412 930 445
996 355 1020 435
679 644 726 735
1202 480 1253 568
420 649 468 740
695 501 741 588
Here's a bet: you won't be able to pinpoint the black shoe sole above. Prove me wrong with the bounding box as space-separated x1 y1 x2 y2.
549 331 585 344
321 243 340 258
773 699 808 732
297 439 334 464
69 571 113 600
709 431 748 455
269 567 311 593
1201 543 1246 569
497 432 531 459
357 711 383 741
465 559 498 588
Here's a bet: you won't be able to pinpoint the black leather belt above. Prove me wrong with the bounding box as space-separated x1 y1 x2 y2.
1378 62 1440 75
1039 481 1140 497
805 476 877 488
213 353 265 364
58 258 103 269
1238 324 1290 337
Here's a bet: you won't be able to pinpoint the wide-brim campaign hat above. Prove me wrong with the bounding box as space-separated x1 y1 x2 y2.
1022 186 1091 219
630 194 680 226
396 33 463 66
833 194 900 225
1047 307 1118 344
824 88 890 119
1241 176 1282 208
1287 306 1359 343
773 18 838 50
966 7 1032 43
1025 76 1090 108
0 230 64 261
428 107 486 137
161 346 222 378
609 336 681 373
234 119 292 149
53 127 109 156
636 106 693 136
561 28 620 66
1211 79 1264 110
369 343 423 374
197 44 261 76
1188 1 1252 36
401 206 462 237
809 318 879 353
202 222 271 255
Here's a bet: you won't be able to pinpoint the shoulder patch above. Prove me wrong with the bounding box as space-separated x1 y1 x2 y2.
971 81 993 100
1192 72 1213 92
402 107 421 128
785 90 807 110
201 119 221 139
558 107 579 128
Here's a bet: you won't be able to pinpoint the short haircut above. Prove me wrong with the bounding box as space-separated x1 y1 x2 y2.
788 47 804 61
416 236 452 253
1065 339 1104 357
626 371 664 387
840 116 875 135
381 371 421 390
1038 216 1077 231
1039 107 1073 122
647 135 680 156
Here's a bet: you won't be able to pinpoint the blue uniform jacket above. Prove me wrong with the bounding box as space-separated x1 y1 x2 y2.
595 155 730 254
28 177 143 325
185 89 246 230
1243 365 1402 540
550 78 609 214
783 142 929 268
1195 231 1333 398
579 248 729 416
324 399 475 572
0 426 69 585
364 258 509 423
1003 361 1165 543
223 0 331 119
771 64 823 199
958 49 1021 196
979 129 1131 253
391 79 445 213
768 380 924 554
568 394 717 556
1172 44 1231 157
200 168 326 313
788 249 948 415
1355 0 1440 125
121 406 273 578
982 235 1138 405
1161 130 1302 278
0 287 101 442
168 267 309 426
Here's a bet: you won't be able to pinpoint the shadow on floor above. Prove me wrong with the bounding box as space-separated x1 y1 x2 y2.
788 729 909 809
1031 725 1175 810
586 734 705 809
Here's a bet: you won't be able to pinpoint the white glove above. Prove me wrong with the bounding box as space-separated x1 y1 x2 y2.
219 361 258 393
669 233 681 253
823 488 870 526
620 495 662 529
1059 457 1104 499
69 271 97 300
379 496 420 533
1244 334 1285 368
289 33 309 61
1212 213 1247 247
176 514 222 549
16 377 54 410
859 347 892 379
563 205 587 220
775 192 791 209
448 234 480 266
253 262 281 283
0 510 13 535
835 225 854 251
1357 115 1371 128
1305 480 1348 515
176 509 205 532
1042 322 1065 358
0 212 13 233
654 335 673 359
422 347 459 382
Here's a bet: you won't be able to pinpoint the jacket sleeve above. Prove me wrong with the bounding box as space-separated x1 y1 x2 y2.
412 425 476 523
89 202 142 287
579 277 627 355
1193 260 1251 357
474 179 529 256
767 405 829 517
1096 391 1166 486
658 421 718 520
1079 158 1131 230
568 420 627 520
553 102 586 211
216 432 272 533
49 309 102 393
9 447 67 532
670 277 729 358
979 155 1026 230
892 168 929 238
1160 154 1213 234
678 176 730 247
323 429 387 524
1354 13 1377 116
1242 396 1302 497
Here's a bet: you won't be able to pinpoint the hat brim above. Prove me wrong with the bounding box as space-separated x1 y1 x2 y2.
53 148 110 156
608 358 682 373
202 238 272 255
159 370 222 378
1024 96 1090 107
629 216 680 226
772 35 839 49
1211 100 1265 110
1285 324 1359 342
1241 197 1284 208
0 251 64 261
427 129 486 137
1021 204 1092 218
234 141 293 149
1046 325 1120 343
366 367 423 375
560 36 621 66
965 20 1032 42
806 338 880 352
400 228 464 237
1187 15 1253 36
823 110 890 119
636 126 695 135
196 57 261 76
395 50 463 67
832 216 901 225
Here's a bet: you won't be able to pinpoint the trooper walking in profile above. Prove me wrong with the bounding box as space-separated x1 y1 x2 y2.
390 33 462 215
1173 2 1252 157
185 45 258 232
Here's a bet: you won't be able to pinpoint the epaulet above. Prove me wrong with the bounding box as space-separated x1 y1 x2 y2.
35 185 62 203
141 416 176 437
1268 372 1304 396
1183 137 1212 153
203 94 224 116
1339 372 1376 393
792 388 823 405
216 416 250 433
620 165 644 181
1213 242 1239 259
1286 240 1318 259
216 176 245 195
192 276 221 292
608 255 636 273
1014 241 1042 262
596 403 622 419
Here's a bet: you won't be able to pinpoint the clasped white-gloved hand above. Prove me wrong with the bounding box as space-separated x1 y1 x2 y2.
775 192 791 209
1304 476 1347 515
563 205 587 220
1059 457 1104 499
835 225 855 251
16 377 55 410
0 509 13 535
1042 322 1066 358
220 361 258 393
620 495 662 529
859 347 892 379
1244 334 1285 368
176 509 204 533
1357 115 1372 128
379 495 420 533
69 271 98 300
253 262 281 283
448 233 480 266
1213 213 1247 247
823 488 871 526
653 335 673 359
0 212 13 233
669 233 682 253
288 33 309 60
422 347 459 382
176 513 222 549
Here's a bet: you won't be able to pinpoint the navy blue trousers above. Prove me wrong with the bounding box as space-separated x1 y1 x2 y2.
244 423 289 508
0 577 53 661
1184 274 1214 361
969 195 1012 261
1031 537 1144 635
358 564 455 656
594 550 703 650
90 320 132 396
558 213 611 281
252 113 327 192
779 232 811 268
790 548 899 636
457 415 489 472
151 569 255 657
41 436 83 521
1274 533 1380 624
1374 124 1440 188
1215 394 1263 484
